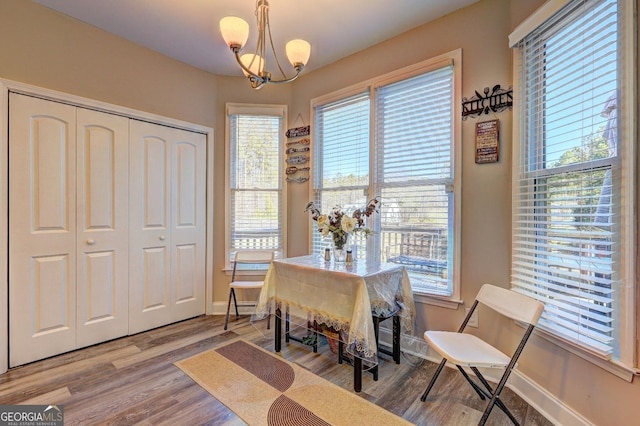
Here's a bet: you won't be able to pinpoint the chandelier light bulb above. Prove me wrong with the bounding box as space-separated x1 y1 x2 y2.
285 39 311 67
240 53 265 77
219 16 249 49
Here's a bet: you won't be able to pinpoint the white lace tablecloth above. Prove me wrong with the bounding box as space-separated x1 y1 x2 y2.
255 255 415 363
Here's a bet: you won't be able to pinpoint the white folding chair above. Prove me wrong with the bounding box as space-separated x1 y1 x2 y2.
420 283 544 426
223 250 274 330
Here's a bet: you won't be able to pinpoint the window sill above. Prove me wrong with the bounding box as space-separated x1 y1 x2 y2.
526 324 637 382
413 292 463 310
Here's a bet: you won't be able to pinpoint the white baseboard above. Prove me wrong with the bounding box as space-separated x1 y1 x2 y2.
211 301 259 316
377 326 592 426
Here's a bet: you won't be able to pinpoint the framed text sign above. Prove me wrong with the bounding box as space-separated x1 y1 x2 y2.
475 119 499 164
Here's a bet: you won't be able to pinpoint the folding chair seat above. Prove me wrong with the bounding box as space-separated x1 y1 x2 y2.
223 250 274 330
420 283 544 426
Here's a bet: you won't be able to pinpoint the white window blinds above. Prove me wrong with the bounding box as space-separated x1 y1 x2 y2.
512 0 627 357
228 109 284 260
312 56 459 298
312 92 371 255
375 67 454 296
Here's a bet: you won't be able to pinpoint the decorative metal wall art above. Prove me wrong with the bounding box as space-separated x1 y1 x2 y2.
462 85 513 120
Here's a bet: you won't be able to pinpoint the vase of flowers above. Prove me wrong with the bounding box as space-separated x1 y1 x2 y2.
305 198 380 263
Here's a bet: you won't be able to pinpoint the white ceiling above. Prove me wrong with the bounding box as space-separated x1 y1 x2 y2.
34 0 478 77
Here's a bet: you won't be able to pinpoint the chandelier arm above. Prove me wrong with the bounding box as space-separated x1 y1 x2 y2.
264 11 288 78
257 0 268 69
233 47 304 85
221 0 309 89
265 66 303 84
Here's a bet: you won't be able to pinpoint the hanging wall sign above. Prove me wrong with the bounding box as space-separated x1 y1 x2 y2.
286 125 310 138
475 119 499 164
462 85 513 120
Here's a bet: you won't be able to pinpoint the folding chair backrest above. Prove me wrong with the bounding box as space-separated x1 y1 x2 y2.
231 250 274 282
476 283 544 326
234 250 275 264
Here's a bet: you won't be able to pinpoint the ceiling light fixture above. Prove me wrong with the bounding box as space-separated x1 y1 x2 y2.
220 0 311 90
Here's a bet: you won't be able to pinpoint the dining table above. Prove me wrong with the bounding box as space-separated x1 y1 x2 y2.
254 254 415 392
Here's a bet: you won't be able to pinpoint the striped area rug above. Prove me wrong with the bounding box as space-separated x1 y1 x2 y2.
175 339 412 426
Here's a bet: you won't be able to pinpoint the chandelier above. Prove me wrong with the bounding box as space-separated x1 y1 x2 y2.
219 0 311 90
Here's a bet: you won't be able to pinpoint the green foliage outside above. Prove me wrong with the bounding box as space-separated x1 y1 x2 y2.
547 127 611 227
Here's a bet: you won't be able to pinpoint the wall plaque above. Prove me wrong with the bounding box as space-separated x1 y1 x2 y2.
475 119 499 164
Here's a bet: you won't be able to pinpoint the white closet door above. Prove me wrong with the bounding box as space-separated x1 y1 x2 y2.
9 94 77 366
129 121 205 333
170 128 206 320
76 108 129 347
129 120 173 333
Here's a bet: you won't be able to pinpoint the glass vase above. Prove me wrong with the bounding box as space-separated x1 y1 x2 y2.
332 233 349 263
333 246 346 263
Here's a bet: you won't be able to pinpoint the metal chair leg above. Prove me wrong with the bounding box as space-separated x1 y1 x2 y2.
231 289 239 318
223 288 234 330
478 366 520 426
420 357 447 401
458 366 487 401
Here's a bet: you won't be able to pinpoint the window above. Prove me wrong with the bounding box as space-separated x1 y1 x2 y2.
312 52 461 301
225 104 286 265
511 0 635 368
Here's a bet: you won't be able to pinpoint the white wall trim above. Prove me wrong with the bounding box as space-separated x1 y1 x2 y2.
0 81 8 375
0 78 215 374
377 327 592 426
508 0 571 46
211 301 259 316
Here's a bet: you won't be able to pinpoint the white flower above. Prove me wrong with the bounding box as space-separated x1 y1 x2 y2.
341 215 356 233
306 199 379 243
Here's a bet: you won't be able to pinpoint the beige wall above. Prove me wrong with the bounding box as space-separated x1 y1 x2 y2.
0 1 217 126
1 0 639 424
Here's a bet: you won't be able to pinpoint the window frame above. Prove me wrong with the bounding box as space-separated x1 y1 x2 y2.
224 103 288 270
310 51 462 307
510 0 637 377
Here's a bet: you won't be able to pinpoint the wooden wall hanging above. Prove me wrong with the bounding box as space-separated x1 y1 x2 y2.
475 119 499 164
285 122 311 183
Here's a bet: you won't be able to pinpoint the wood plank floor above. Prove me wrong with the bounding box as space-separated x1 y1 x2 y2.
0 315 553 425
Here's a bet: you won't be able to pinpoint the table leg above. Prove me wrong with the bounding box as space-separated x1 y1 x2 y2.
275 307 282 352
354 357 362 392
393 315 401 364
285 309 290 343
